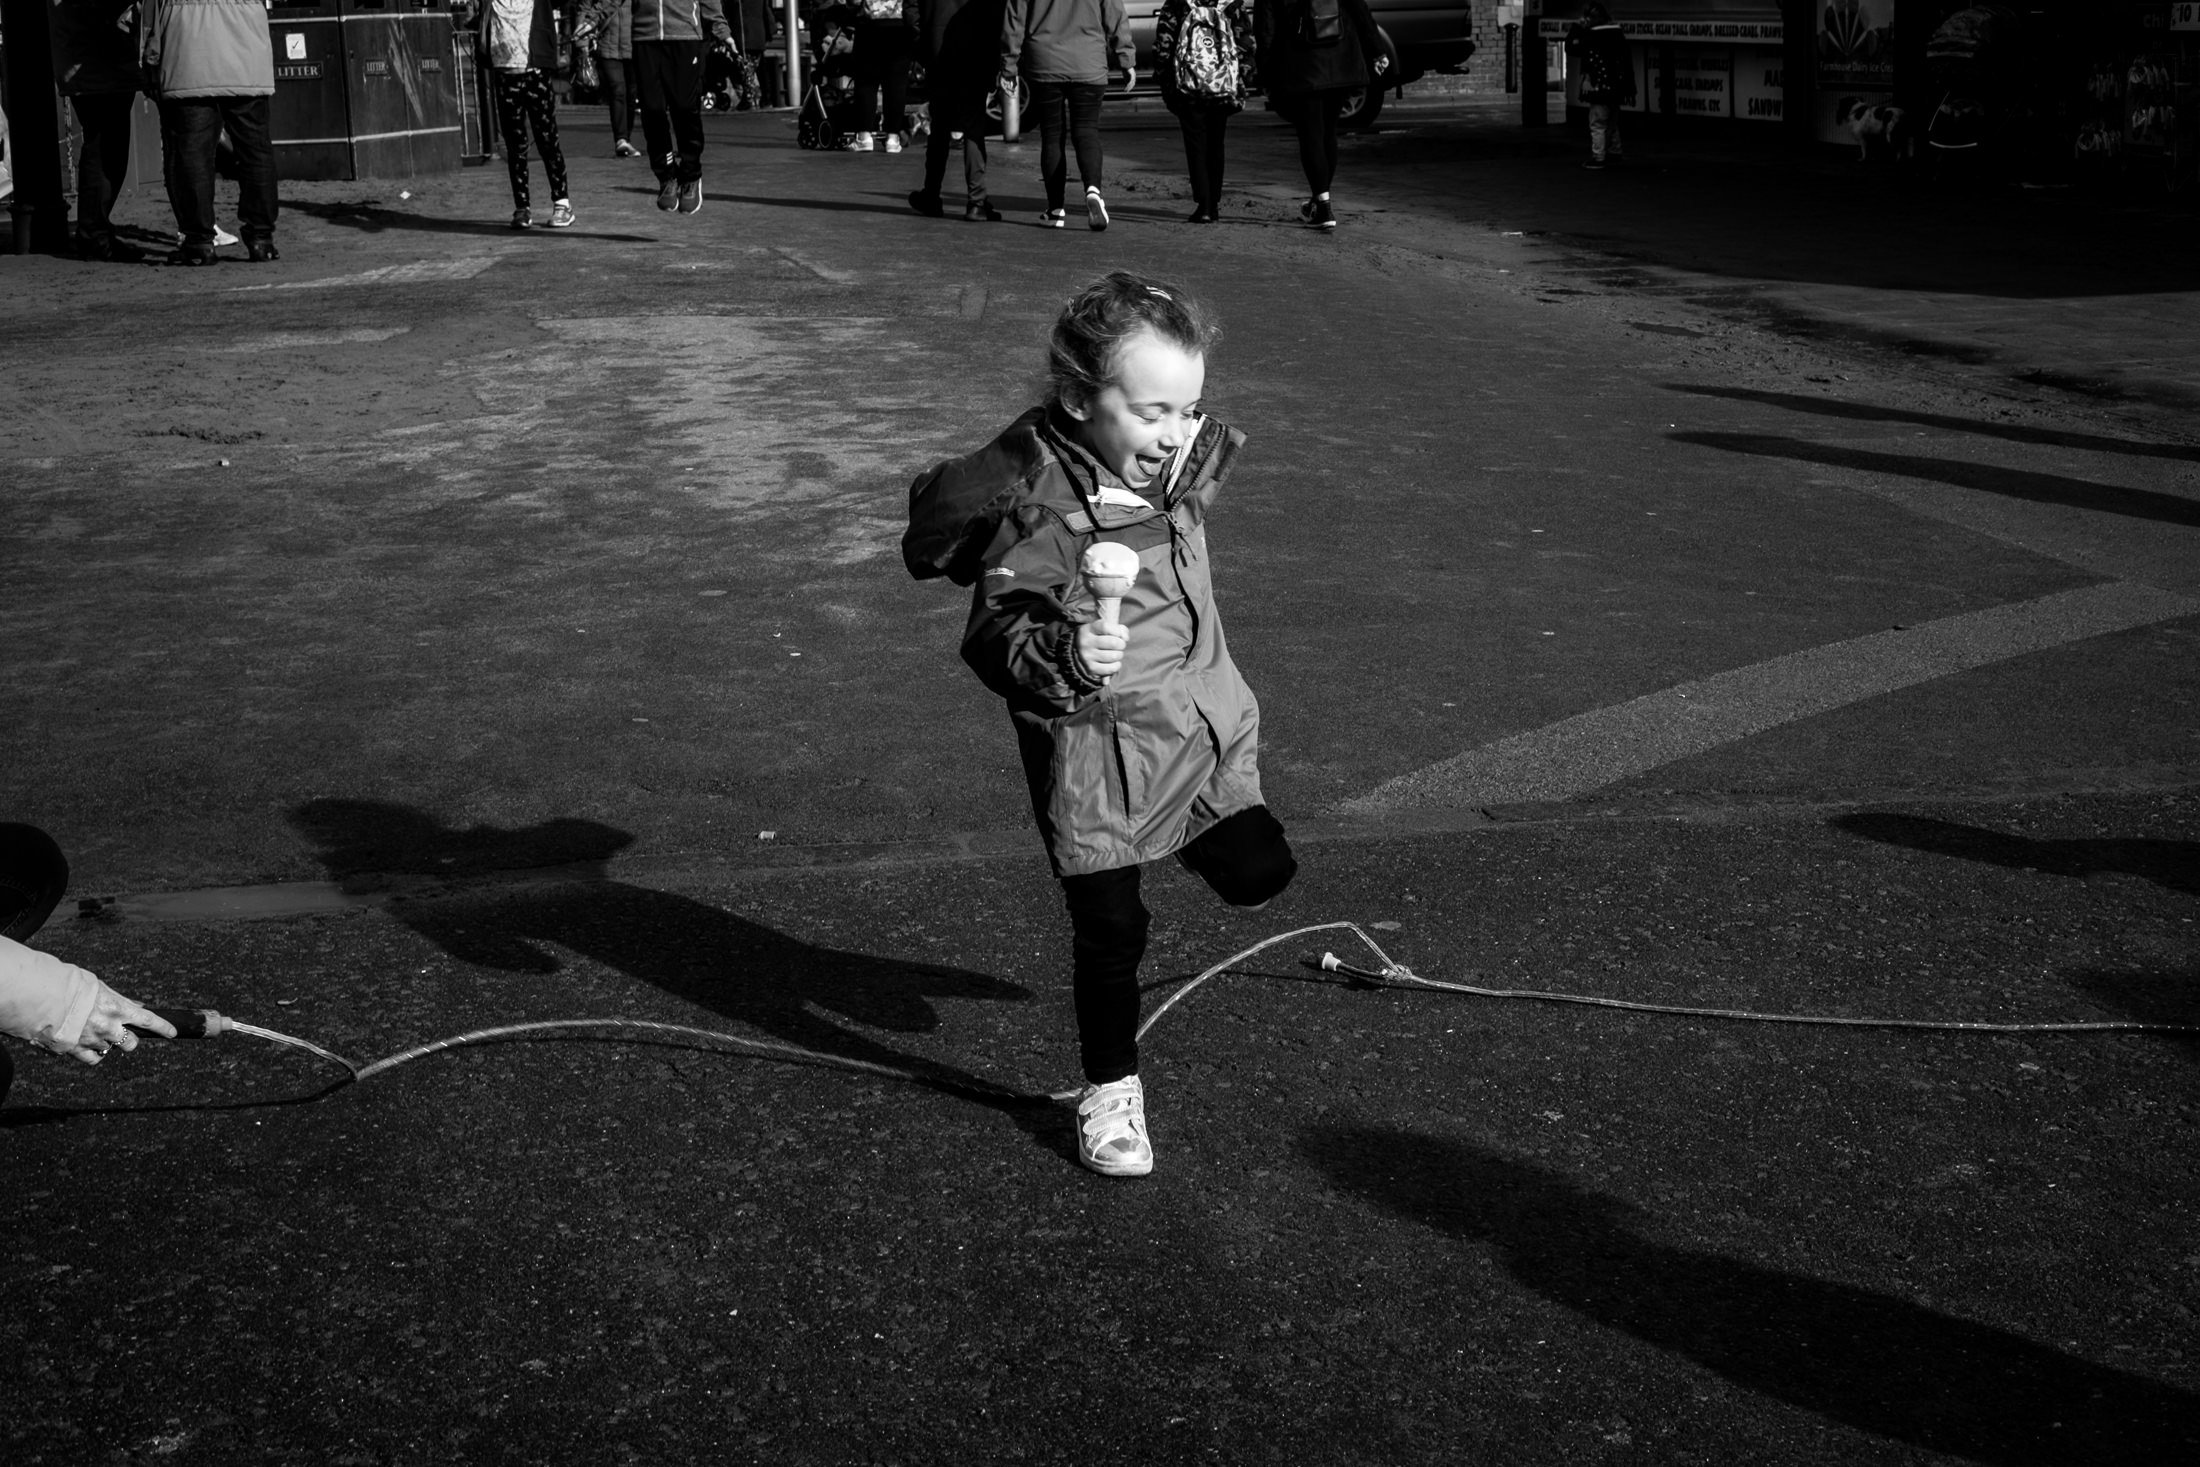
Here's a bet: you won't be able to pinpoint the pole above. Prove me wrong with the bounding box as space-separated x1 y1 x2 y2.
0 0 71 253
1521 0 1546 126
782 0 803 108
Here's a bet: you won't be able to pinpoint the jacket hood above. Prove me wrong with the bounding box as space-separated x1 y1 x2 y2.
903 407 1246 585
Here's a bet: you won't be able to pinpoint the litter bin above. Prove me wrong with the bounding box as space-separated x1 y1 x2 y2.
268 0 465 180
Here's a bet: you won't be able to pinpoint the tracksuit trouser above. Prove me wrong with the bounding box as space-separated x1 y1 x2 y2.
635 39 708 183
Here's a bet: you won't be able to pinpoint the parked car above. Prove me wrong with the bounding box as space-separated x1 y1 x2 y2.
1119 0 1475 129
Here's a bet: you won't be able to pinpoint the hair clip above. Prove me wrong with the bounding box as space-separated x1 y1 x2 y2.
1147 287 1173 301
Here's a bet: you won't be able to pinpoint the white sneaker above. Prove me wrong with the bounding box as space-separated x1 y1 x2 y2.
1085 186 1109 231
1075 1075 1152 1177
844 132 874 152
884 133 903 154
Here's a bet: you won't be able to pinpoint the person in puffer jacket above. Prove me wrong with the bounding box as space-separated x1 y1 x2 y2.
580 0 734 212
138 0 280 264
902 272 1297 1178
1 825 173 1107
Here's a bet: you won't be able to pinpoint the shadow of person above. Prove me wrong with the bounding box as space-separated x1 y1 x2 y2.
1667 431 2200 528
288 799 1045 1111
1297 1126 2200 1465
1834 813 2200 898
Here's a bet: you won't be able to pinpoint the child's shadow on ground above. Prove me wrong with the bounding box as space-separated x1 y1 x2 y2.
290 800 1067 1148
1300 1126 2200 1465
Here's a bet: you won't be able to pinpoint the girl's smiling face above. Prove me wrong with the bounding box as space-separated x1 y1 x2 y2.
1063 327 1206 490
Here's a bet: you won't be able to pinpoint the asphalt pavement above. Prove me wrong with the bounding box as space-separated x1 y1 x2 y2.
2 97 2196 1464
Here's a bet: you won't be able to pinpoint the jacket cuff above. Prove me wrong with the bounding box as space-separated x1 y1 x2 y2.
1054 622 1105 697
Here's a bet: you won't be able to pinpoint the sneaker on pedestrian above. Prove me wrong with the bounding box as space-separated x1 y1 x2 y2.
614 138 640 157
884 132 903 154
844 131 875 152
965 199 1003 222
166 243 219 267
214 224 239 247
1186 205 1216 224
677 180 702 215
1583 158 1607 171
908 189 946 218
1085 186 1109 231
1074 1075 1152 1177
1308 196 1337 230
510 206 533 230
547 199 575 228
244 238 280 263
657 176 680 210
1042 207 1066 228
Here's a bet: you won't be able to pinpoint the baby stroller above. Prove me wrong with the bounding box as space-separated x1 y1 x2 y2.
797 4 864 149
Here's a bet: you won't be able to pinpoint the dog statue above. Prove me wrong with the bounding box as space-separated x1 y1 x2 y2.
1837 97 1915 162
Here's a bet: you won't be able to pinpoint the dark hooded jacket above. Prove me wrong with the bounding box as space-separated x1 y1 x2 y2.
904 407 1266 877
918 0 1009 97
1255 0 1380 98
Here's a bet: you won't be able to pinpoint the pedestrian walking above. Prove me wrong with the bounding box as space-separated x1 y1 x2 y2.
1565 2 1634 169
51 0 147 260
907 0 1006 219
1254 0 1386 229
843 0 915 152
997 0 1134 229
595 0 642 156
138 0 281 263
477 0 576 228
1152 0 1255 224
596 0 736 213
902 272 1297 1177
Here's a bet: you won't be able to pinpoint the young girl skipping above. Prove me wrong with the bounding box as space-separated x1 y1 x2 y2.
902 271 1297 1176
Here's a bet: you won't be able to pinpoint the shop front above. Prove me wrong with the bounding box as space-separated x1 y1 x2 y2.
1536 1 1790 126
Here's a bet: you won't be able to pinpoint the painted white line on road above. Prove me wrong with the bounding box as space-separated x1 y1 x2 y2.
1345 580 2199 812
226 257 500 292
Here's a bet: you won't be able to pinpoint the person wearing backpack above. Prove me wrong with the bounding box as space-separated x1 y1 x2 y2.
845 0 916 152
1254 0 1386 229
1154 0 1255 224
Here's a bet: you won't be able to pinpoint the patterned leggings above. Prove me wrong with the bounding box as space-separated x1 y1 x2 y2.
492 68 568 210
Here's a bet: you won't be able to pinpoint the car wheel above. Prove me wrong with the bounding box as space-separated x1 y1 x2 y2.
1340 83 1385 130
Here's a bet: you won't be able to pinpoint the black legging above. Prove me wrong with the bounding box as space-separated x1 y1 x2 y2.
1176 103 1232 208
1276 89 1345 195
853 17 913 134
490 68 569 210
1058 806 1296 1085
1028 79 1105 210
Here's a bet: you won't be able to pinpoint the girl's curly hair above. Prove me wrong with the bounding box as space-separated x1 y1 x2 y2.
1047 271 1221 408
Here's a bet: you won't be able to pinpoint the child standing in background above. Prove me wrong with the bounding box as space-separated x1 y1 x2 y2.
902 273 1297 1176
478 0 576 227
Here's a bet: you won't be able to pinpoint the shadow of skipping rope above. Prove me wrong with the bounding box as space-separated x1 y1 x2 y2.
1299 1125 2200 1465
283 799 1062 1118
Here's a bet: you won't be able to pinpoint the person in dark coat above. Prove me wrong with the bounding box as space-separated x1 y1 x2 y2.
1254 0 1386 229
908 0 1006 219
51 0 146 260
1564 1 1634 169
